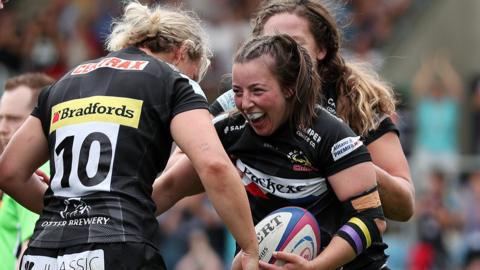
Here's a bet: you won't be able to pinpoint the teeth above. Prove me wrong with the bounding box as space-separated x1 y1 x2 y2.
247 112 264 121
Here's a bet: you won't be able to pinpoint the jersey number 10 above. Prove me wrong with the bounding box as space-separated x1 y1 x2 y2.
51 123 119 197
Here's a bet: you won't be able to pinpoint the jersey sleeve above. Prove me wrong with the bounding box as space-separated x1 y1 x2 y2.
31 86 52 137
315 111 371 176
209 89 235 116
170 76 209 117
362 116 399 145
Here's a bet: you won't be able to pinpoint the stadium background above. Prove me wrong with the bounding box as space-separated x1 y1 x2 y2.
1 0 480 269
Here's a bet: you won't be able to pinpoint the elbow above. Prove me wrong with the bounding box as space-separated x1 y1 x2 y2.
398 202 415 222
198 159 234 192
391 187 416 222
384 201 415 222
382 179 416 221
401 181 416 221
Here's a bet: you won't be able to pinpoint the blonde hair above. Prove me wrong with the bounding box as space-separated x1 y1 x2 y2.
339 62 396 135
252 0 396 136
106 1 212 81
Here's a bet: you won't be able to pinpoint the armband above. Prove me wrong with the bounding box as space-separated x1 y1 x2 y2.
336 186 384 254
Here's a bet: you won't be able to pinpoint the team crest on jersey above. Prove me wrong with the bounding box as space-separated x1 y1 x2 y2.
71 57 148 75
287 150 317 172
331 136 363 161
50 96 143 133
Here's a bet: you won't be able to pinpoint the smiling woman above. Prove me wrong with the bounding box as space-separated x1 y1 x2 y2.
232 57 292 136
154 34 387 270
232 35 319 136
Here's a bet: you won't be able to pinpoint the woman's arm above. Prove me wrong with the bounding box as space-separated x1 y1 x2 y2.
368 132 415 221
0 116 49 214
152 153 204 216
169 108 258 269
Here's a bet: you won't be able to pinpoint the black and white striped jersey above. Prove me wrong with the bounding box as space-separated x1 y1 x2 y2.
214 108 390 269
214 108 371 243
29 46 209 249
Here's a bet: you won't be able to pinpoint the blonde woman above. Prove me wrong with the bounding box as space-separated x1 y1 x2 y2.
0 2 258 269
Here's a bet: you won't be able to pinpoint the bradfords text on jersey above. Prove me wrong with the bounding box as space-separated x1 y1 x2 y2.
50 96 143 133
52 102 135 124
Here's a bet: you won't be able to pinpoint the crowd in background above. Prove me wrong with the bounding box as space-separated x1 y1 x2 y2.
1 0 480 269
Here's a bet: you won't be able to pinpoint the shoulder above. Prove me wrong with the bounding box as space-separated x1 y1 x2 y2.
301 106 362 150
210 89 235 116
314 106 349 130
363 115 399 145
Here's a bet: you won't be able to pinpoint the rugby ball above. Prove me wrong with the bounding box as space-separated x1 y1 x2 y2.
255 206 321 265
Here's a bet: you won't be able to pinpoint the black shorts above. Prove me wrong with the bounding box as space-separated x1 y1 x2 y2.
20 242 166 270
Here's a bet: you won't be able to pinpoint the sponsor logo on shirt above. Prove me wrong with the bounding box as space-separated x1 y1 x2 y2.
287 150 317 172
40 198 111 228
236 159 327 199
60 198 91 218
326 98 337 115
21 250 105 270
296 128 322 148
71 57 148 75
331 136 363 161
223 122 247 134
50 96 143 133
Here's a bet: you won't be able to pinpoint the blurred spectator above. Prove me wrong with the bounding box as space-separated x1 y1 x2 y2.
470 75 480 154
0 10 23 75
409 169 460 270
345 0 413 70
411 52 463 193
391 85 415 157
464 250 480 270
21 5 68 79
0 72 54 270
157 194 227 269
457 171 480 267
175 229 224 270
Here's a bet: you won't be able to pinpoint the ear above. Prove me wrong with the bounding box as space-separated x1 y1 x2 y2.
316 46 327 62
172 42 189 65
284 88 295 99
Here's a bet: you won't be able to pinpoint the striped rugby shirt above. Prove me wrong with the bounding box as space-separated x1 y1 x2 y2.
29 46 208 250
214 107 389 269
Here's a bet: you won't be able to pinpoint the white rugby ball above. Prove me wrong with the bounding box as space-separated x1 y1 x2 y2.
255 206 321 265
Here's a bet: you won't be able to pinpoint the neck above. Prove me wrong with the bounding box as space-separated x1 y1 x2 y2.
139 47 175 64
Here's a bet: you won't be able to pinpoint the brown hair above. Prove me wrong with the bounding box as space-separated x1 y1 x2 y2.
234 34 320 129
252 0 396 135
4 73 55 108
